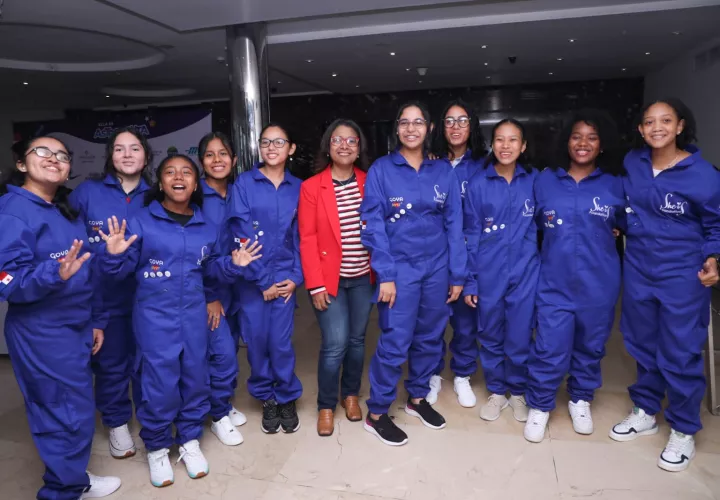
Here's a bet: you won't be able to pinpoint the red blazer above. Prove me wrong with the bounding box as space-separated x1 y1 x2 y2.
298 167 374 297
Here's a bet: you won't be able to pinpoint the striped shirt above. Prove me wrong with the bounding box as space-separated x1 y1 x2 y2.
309 174 370 296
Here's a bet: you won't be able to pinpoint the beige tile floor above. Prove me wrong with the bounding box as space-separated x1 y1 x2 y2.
1 298 720 500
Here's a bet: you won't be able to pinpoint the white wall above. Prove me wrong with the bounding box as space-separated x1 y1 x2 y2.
645 37 720 167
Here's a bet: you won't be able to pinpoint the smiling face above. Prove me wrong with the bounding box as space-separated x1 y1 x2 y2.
568 121 600 168
492 122 526 166
202 137 235 181
260 126 296 167
639 102 684 150
329 125 359 168
397 105 428 151
159 157 197 205
444 105 471 149
112 132 146 177
18 137 72 188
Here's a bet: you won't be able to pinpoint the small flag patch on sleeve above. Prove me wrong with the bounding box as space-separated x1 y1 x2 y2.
0 271 13 286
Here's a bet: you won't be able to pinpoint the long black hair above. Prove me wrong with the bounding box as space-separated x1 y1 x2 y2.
313 118 370 173
0 136 79 220
390 101 433 155
432 99 486 162
198 131 238 184
633 97 697 150
554 109 625 176
91 126 153 184
144 154 203 208
483 118 533 173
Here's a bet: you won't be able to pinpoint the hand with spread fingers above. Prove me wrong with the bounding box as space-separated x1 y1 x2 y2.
58 239 91 281
98 215 137 255
233 240 262 267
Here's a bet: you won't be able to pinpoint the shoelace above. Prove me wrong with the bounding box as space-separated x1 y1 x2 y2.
487 395 506 407
150 449 169 466
177 443 201 465
512 395 526 405
280 403 295 419
665 432 690 455
528 410 547 426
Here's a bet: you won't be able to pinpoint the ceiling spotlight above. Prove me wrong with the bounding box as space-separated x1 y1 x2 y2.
645 52 651 55
23 81 28 85
306 59 314 63
621 68 627 71
484 62 488 66
356 85 360 88
105 95 110 97
569 38 576 43
481 45 487 49
390 52 396 56
277 81 282 84
672 31 682 35
486 76 491 79
405 68 410 71
419 80 423 84
548 72 554 75
557 57 563 61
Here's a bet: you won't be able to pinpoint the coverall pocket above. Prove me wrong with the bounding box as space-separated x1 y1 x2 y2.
25 378 79 434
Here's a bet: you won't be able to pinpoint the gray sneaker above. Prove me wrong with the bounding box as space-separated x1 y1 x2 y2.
508 395 529 422
479 394 508 421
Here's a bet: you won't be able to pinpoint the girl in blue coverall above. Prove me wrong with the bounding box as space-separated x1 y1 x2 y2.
610 99 720 473
197 132 248 447
361 102 466 446
98 154 260 487
523 109 625 443
0 136 121 500
225 124 305 435
69 126 152 459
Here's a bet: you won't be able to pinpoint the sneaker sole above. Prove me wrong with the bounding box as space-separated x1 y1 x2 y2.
151 479 174 488
479 401 509 422
281 421 301 433
608 425 659 442
230 416 248 427
262 423 281 434
657 450 695 472
572 423 594 435
363 421 408 446
211 427 244 446
189 469 208 480
524 429 546 443
110 445 137 459
404 406 447 430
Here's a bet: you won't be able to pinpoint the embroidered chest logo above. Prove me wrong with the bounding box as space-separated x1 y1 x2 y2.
197 246 209 266
543 210 563 228
50 249 69 260
389 196 404 208
433 185 448 204
88 220 104 243
461 181 469 197
659 193 688 215
522 199 535 217
589 197 611 220
145 259 171 279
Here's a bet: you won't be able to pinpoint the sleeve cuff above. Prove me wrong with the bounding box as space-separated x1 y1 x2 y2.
309 287 327 296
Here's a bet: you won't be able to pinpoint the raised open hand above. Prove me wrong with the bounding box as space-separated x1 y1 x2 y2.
232 240 262 267
98 216 138 255
58 239 91 281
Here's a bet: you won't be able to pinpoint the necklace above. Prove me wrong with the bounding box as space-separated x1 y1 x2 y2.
333 174 355 186
667 153 680 169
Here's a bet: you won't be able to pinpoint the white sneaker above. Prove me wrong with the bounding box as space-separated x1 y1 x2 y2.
178 440 209 479
508 395 529 422
609 406 658 442
568 400 593 435
453 376 477 408
426 375 442 405
479 394 508 421
211 415 244 446
80 472 122 498
658 429 695 472
108 424 136 459
147 448 174 488
229 406 248 426
524 408 550 443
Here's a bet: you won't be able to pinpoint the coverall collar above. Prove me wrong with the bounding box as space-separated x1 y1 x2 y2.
148 199 205 225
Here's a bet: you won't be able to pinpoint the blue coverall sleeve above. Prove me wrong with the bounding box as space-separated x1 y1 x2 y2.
700 173 720 256
204 223 248 287
226 180 275 291
462 181 482 297
89 257 109 330
0 215 66 303
359 166 396 283
97 224 141 281
444 170 467 286
287 214 304 288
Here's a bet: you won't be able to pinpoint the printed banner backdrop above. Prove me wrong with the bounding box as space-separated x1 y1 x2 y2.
13 107 212 189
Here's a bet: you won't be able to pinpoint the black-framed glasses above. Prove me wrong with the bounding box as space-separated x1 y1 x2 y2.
259 138 290 148
26 146 72 164
330 136 360 147
397 119 427 129
444 116 470 128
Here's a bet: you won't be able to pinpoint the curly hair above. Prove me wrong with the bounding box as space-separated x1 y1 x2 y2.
633 97 697 150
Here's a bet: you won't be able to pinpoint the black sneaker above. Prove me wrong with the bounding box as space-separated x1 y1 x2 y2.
262 399 281 434
364 414 408 446
279 400 301 433
405 398 446 429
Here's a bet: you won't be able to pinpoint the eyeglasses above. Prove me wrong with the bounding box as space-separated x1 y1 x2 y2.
259 138 290 148
26 146 71 164
397 119 427 129
330 136 360 147
444 116 470 128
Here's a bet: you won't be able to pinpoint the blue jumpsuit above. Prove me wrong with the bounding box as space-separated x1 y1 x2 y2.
361 152 466 415
463 164 539 397
434 153 481 377
526 167 624 411
0 185 100 500
69 174 148 428
225 165 304 404
98 200 246 450
622 146 720 435
200 179 240 419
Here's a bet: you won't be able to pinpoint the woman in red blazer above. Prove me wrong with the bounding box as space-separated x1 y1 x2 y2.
298 118 375 437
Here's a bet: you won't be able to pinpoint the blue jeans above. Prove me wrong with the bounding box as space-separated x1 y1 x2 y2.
314 274 374 411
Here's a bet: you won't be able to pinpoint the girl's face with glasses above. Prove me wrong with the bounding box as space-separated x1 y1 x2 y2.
397 106 427 151
18 138 72 187
444 105 471 149
260 126 296 168
329 125 359 168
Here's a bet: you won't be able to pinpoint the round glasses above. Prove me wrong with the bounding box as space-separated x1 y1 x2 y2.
27 146 72 164
330 136 359 147
259 138 290 148
397 119 427 129
444 116 470 128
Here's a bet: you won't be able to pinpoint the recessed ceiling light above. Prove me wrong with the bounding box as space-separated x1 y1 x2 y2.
486 76 491 79
105 95 110 97
418 80 423 84
621 68 627 71
405 68 410 71
548 72 554 75
557 57 563 61
277 81 282 84
672 31 682 35
481 45 487 49
356 85 360 88
23 82 28 85
332 73 337 77
645 52 651 55
569 38 576 43
306 59 314 63
390 52 396 56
